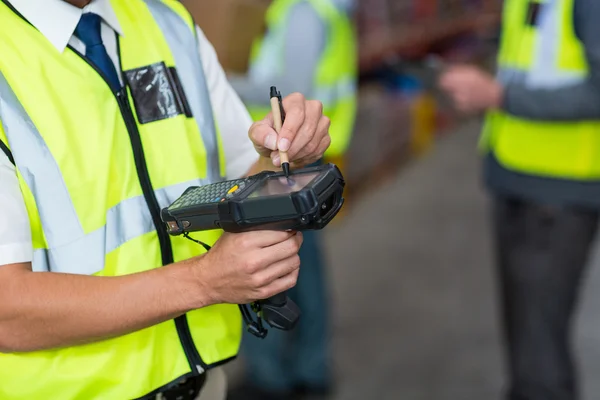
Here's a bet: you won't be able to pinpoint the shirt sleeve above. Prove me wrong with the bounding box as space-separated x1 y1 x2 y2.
0 151 33 266
195 26 259 179
502 0 600 120
228 3 326 106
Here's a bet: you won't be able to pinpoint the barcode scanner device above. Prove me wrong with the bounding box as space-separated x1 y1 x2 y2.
161 163 345 338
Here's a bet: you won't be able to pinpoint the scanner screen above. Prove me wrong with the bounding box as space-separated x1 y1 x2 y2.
248 171 320 198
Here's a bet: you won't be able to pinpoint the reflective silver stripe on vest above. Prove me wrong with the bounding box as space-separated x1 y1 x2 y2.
526 0 585 89
0 72 85 249
311 77 357 106
496 67 527 86
498 0 586 89
31 178 206 274
144 0 223 182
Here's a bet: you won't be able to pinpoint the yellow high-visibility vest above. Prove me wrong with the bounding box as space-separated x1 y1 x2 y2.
0 0 241 398
247 0 358 158
482 0 600 179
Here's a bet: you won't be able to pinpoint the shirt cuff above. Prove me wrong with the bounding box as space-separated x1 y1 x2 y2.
0 242 33 266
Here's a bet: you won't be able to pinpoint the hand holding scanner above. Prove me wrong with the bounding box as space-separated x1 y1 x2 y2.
161 163 345 338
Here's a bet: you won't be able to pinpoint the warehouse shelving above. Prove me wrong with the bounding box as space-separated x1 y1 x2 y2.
359 11 500 73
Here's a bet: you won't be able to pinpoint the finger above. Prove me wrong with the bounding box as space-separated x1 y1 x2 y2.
293 115 330 160
258 232 303 266
271 150 281 167
255 268 300 300
277 93 307 153
439 69 462 89
439 73 455 90
441 68 476 90
286 100 323 159
440 82 461 101
455 90 468 102
253 253 301 289
237 230 296 249
296 230 304 247
249 120 279 156
443 80 466 95
290 134 331 168
455 92 472 111
447 89 466 106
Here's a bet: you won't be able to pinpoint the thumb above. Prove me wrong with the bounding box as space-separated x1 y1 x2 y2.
249 120 279 154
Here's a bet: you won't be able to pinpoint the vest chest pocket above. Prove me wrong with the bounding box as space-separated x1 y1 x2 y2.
124 62 192 124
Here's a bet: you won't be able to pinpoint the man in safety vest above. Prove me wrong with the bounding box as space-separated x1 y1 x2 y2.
0 0 334 399
227 1 357 398
440 0 600 399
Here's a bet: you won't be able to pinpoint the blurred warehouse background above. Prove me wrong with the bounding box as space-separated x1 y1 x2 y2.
182 0 501 210
180 1 600 399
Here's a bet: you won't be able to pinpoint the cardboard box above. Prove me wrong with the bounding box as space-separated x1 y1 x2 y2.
181 0 270 73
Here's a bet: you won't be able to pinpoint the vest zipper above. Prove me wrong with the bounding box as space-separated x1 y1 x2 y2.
67 45 208 375
115 90 207 375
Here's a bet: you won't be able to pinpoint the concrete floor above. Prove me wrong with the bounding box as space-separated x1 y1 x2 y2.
323 120 600 400
229 120 600 399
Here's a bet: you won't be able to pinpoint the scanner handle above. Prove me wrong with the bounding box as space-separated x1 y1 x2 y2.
259 291 301 330
266 292 288 306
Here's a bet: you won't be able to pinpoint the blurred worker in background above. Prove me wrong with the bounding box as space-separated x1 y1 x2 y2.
439 0 600 399
228 0 357 399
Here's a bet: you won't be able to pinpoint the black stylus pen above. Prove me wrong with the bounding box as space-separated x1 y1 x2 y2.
269 86 290 177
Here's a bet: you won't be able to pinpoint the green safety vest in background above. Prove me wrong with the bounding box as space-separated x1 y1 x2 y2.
247 0 358 158
0 0 241 398
482 0 600 180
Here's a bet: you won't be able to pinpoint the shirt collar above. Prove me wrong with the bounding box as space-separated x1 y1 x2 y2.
8 0 123 53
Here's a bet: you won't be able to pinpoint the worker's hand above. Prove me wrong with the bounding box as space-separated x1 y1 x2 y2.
191 231 303 305
249 93 331 169
439 65 504 114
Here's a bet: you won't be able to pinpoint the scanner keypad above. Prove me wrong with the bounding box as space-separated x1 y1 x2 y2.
169 179 247 210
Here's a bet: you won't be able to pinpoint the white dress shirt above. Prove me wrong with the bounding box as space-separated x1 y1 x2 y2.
0 0 259 266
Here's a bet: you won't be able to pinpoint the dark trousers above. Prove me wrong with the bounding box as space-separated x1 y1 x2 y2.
240 159 331 393
240 229 331 393
493 196 599 400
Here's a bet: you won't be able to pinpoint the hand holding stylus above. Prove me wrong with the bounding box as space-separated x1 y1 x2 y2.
248 91 331 171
